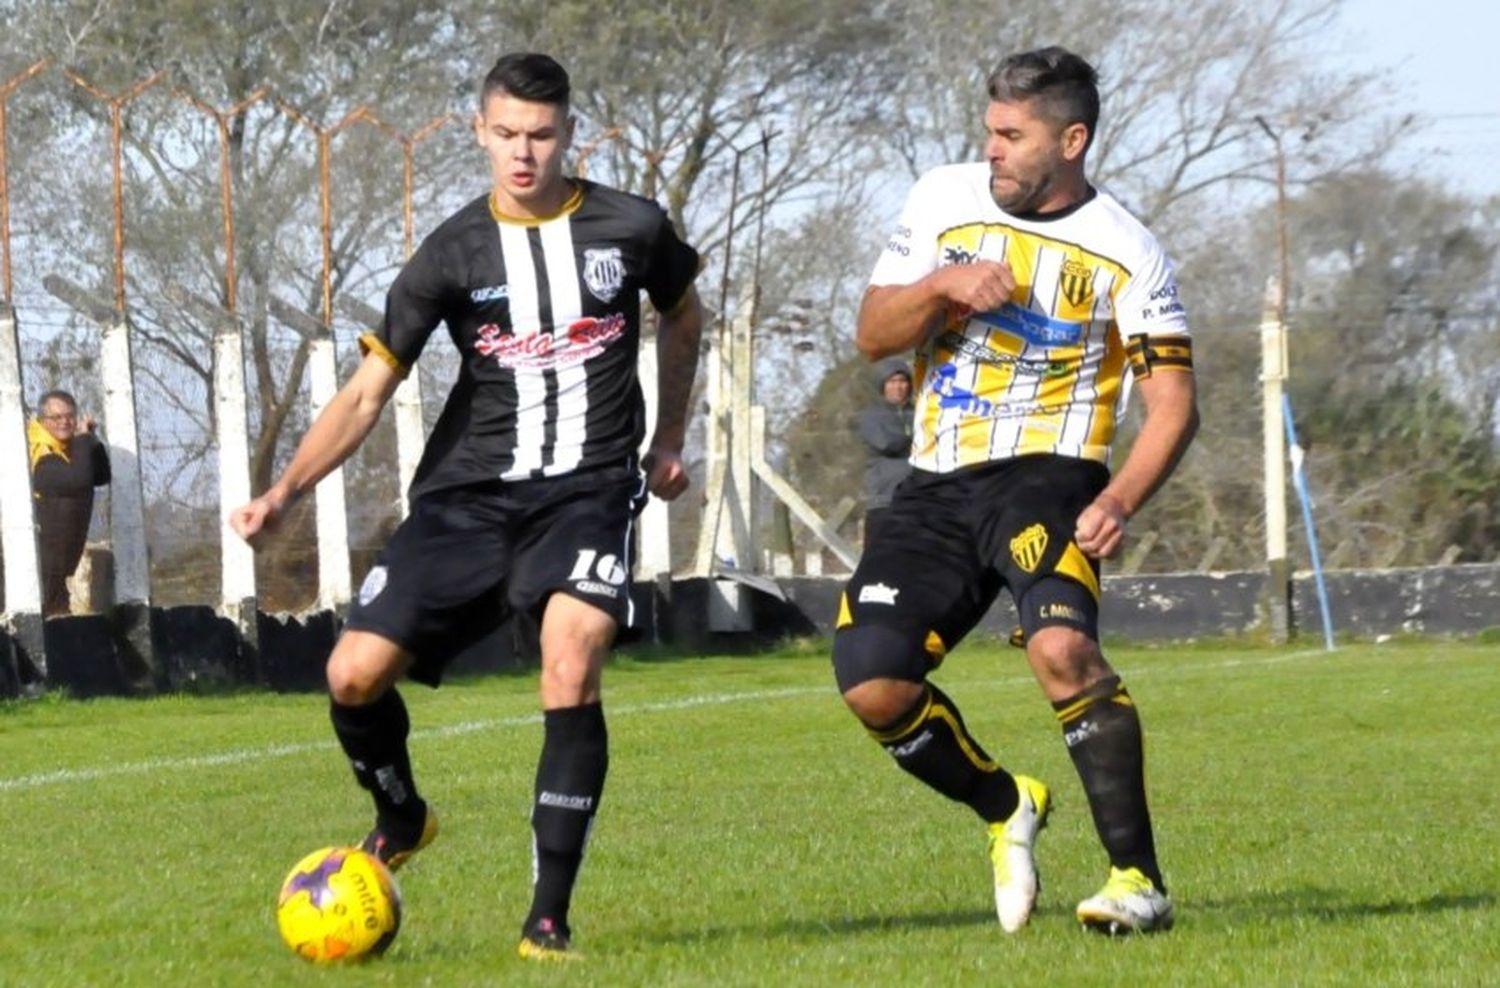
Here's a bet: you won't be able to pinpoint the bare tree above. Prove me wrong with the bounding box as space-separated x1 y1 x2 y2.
884 0 1395 231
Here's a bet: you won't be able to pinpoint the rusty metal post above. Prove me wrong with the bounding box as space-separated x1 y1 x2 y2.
572 127 622 181
0 60 48 304
357 112 457 258
276 102 365 327
64 70 165 312
353 111 457 519
180 89 267 313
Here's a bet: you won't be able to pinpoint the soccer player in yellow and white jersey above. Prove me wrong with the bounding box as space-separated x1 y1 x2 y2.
831 46 1197 936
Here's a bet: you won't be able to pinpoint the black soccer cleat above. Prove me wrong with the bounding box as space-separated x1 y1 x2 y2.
359 806 439 872
517 916 578 963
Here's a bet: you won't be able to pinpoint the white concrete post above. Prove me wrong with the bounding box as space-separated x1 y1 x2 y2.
748 404 859 571
0 302 41 618
691 322 728 575
392 373 424 518
307 330 351 612
1260 275 1290 642
214 321 257 627
727 285 755 571
98 314 150 606
338 295 423 518
0 301 45 687
635 322 671 579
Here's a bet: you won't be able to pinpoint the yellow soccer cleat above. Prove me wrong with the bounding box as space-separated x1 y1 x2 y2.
359 806 439 873
1076 866 1175 935
987 774 1050 932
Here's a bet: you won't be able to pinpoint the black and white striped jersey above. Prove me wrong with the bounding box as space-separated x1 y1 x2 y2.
360 179 699 498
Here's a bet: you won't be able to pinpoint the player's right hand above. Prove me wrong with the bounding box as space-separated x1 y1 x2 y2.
229 492 288 547
939 260 1016 315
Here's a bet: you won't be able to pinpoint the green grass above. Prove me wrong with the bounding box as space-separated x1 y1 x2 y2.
2 637 1497 986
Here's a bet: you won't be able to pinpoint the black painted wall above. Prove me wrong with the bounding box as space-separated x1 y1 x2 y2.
4 564 1496 700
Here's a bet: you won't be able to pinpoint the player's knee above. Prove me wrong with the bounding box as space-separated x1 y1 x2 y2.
833 624 929 727
327 656 381 706
540 651 602 706
1025 625 1111 697
326 632 405 705
842 677 925 730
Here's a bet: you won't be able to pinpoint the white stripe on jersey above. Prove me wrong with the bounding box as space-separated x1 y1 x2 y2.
1059 266 1119 453
498 222 547 480
539 219 588 476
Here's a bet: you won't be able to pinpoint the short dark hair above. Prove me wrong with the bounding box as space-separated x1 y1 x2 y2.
480 52 571 108
986 46 1100 150
37 389 77 414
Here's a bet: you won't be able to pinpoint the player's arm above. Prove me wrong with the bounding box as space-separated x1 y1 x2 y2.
1075 364 1198 559
643 283 704 501
229 352 404 544
856 261 1016 360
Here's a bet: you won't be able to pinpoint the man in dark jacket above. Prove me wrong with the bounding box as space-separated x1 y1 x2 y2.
857 357 913 538
28 390 110 617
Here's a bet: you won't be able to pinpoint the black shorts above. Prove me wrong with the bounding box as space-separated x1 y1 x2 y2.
345 462 647 685
839 455 1108 660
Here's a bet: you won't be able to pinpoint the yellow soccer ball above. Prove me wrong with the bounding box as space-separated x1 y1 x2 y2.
275 846 402 964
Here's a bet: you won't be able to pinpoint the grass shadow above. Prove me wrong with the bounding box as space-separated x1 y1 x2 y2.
660 906 1000 946
1192 887 1496 923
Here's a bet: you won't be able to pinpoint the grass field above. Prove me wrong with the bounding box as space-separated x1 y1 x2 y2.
2 636 1497 986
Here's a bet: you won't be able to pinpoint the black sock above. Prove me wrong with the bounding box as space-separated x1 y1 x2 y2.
329 689 426 837
524 702 608 937
1053 675 1164 890
871 684 1019 823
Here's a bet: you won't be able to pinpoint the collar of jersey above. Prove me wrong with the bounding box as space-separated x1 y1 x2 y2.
1007 185 1098 223
489 180 585 226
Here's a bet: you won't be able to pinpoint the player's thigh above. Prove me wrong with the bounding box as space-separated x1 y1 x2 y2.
979 456 1108 639
507 464 646 631
536 591 616 708
833 479 995 694
346 489 514 684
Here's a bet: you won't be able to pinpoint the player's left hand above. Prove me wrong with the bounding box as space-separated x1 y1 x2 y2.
642 444 689 501
1075 493 1128 559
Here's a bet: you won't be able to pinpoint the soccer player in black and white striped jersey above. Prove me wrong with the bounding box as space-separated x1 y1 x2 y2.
231 52 704 962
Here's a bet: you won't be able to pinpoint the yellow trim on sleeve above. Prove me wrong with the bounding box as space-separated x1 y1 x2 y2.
359 333 410 378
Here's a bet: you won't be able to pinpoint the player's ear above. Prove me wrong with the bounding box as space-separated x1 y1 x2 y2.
472 111 486 146
1061 122 1089 162
562 113 576 150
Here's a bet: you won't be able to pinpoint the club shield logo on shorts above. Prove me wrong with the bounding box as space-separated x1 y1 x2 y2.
1010 523 1049 573
357 565 388 606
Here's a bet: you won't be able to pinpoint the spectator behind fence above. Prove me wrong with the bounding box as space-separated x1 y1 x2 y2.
857 357 913 539
28 389 111 617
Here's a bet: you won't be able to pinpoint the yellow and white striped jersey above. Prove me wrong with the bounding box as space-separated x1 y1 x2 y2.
870 162 1192 473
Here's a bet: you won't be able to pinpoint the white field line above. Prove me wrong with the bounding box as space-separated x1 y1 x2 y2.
0 649 1336 794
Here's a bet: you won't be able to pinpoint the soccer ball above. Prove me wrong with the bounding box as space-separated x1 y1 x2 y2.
275 846 402 964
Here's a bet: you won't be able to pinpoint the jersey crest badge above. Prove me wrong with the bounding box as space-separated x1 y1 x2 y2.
1010 523 1049 573
1060 259 1094 309
583 247 625 303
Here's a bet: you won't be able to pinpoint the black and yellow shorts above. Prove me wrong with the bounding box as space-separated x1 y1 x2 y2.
835 454 1107 688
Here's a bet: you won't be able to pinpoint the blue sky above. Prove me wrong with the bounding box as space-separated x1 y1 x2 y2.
1332 0 1500 198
